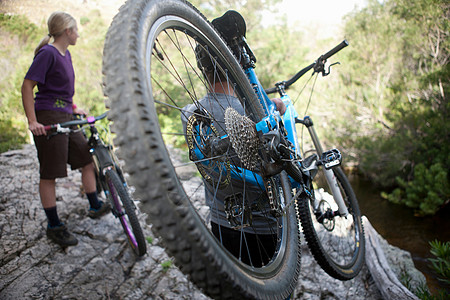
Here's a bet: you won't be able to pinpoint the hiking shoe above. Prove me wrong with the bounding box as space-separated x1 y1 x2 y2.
88 201 111 219
46 223 78 247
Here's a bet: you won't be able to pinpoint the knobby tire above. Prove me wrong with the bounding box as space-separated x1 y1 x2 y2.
105 169 147 256
102 0 300 299
298 166 365 280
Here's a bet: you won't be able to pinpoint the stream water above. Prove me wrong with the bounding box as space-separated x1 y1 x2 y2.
349 175 450 295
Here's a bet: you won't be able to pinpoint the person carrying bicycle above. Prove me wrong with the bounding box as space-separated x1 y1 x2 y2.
181 10 287 267
21 11 110 247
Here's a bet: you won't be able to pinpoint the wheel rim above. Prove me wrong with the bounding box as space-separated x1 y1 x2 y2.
144 15 290 273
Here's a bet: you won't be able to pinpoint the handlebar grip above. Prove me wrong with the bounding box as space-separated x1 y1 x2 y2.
322 40 349 60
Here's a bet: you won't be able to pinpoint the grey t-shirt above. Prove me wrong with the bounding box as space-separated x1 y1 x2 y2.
181 93 277 234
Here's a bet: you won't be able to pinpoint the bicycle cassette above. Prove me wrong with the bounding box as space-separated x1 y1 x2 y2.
224 107 261 171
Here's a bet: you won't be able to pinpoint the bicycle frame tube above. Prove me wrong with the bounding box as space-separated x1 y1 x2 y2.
244 67 275 116
245 66 301 158
302 117 349 216
106 178 138 247
89 128 115 175
191 142 266 188
245 65 349 216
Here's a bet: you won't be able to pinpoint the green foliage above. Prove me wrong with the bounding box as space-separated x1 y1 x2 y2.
383 163 450 215
0 13 40 42
146 236 154 244
70 9 108 116
249 21 308 90
190 0 282 24
415 284 449 300
0 118 28 152
339 0 449 215
413 240 450 300
429 240 450 285
0 13 43 152
160 260 173 272
399 240 450 299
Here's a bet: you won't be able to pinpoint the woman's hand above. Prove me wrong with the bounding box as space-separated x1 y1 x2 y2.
73 106 88 116
28 120 46 136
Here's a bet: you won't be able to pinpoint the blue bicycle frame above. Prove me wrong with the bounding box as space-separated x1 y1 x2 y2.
192 41 349 215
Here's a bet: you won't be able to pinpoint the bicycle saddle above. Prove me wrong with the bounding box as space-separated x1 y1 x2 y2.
212 10 246 43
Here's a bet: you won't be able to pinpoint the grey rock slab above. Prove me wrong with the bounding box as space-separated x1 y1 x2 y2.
0 144 423 299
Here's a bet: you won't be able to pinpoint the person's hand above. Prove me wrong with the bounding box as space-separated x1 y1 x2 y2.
272 98 286 115
73 106 88 116
29 120 46 136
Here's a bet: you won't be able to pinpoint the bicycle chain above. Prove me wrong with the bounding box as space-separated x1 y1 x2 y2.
224 107 261 171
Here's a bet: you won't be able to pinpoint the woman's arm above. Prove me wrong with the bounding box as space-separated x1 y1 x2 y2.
21 79 46 136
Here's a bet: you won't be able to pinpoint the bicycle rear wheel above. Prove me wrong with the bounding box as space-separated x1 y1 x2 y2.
298 165 365 280
103 0 300 298
104 169 147 256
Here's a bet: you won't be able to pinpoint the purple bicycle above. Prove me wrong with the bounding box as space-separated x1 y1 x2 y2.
45 112 147 256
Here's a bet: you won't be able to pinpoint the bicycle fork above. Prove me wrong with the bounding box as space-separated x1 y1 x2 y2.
297 116 349 217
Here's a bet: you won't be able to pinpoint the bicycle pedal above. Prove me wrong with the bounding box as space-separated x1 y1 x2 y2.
320 149 342 170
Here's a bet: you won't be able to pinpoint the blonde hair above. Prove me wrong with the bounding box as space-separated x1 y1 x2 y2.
34 11 77 56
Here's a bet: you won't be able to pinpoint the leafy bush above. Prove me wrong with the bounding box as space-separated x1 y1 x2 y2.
429 240 450 286
383 163 450 216
340 0 449 216
414 240 450 300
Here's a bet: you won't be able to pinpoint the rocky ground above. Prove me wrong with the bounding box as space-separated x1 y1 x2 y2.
0 144 426 299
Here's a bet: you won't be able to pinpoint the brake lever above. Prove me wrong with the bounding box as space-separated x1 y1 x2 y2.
314 57 340 77
322 62 340 77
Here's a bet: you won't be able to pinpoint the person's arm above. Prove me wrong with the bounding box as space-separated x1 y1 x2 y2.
21 78 46 136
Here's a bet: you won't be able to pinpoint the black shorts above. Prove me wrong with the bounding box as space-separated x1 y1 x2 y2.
33 110 92 180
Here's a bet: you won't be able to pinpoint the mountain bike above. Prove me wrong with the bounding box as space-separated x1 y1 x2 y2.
102 0 365 298
44 112 147 257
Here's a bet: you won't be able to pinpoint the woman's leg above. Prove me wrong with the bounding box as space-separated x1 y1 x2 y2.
40 178 57 208
81 162 96 194
40 179 61 227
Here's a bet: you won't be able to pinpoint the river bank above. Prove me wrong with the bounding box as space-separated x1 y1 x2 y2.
350 175 450 295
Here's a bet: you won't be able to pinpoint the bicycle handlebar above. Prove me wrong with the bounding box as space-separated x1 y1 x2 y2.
265 40 349 94
322 40 349 61
44 112 108 131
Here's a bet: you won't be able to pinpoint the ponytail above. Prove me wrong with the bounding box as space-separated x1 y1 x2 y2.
34 34 52 56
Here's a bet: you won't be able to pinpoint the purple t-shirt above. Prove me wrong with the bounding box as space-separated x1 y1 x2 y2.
25 44 75 114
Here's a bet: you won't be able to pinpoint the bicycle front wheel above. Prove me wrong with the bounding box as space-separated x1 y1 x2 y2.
298 166 365 280
104 169 147 256
103 0 300 298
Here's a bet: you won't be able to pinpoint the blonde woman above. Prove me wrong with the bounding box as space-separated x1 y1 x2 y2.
21 12 109 247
